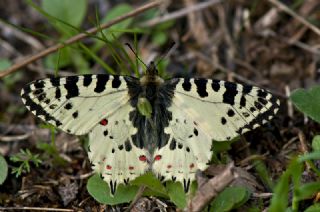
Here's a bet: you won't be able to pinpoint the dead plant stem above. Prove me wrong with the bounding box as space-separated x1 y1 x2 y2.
0 0 162 78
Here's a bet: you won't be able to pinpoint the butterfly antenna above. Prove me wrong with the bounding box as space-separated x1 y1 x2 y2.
125 43 148 69
155 42 176 67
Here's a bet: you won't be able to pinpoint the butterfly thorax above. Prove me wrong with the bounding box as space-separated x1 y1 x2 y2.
139 62 164 86
125 63 177 155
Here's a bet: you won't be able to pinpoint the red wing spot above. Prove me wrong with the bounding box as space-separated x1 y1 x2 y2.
189 163 195 169
100 119 108 126
139 155 147 162
154 155 162 161
129 166 134 170
167 165 172 169
106 165 112 170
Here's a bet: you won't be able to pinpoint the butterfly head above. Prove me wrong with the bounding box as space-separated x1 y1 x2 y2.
146 61 158 76
140 61 164 86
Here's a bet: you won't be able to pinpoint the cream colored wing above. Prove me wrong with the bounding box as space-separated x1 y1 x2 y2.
21 75 130 135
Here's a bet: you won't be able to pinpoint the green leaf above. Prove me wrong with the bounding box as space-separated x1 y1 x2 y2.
295 182 320 201
290 86 320 123
254 160 274 190
312 135 320 151
0 59 11 71
71 50 90 74
78 43 115 75
268 168 290 211
269 160 301 212
0 59 21 90
166 181 187 209
44 47 72 69
131 172 167 196
140 8 159 21
94 4 133 51
155 20 175 31
211 140 234 153
305 203 320 212
0 155 8 185
87 174 139 205
210 139 237 163
298 151 320 162
42 0 87 35
210 186 251 212
152 31 167 46
36 142 66 165
156 59 170 78
2 71 22 89
150 20 175 46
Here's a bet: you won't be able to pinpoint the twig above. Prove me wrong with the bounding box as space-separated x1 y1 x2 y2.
141 0 222 27
68 171 94 180
0 37 20 56
281 136 298 151
216 4 236 63
188 162 237 212
285 85 293 118
184 0 210 46
232 57 258 74
0 133 31 142
0 207 73 211
252 192 273 198
297 129 309 154
278 34 320 56
257 30 320 56
125 185 147 212
0 19 44 50
267 0 320 36
238 154 267 167
0 0 162 79
254 8 280 31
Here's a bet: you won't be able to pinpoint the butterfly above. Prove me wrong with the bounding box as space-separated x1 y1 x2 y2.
21 61 280 195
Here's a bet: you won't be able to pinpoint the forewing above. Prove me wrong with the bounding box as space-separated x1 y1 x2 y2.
21 74 131 135
171 78 280 141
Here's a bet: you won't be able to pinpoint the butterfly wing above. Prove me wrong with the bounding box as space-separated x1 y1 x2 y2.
88 102 149 195
152 78 280 191
171 78 280 141
21 75 131 135
152 104 213 192
21 74 150 194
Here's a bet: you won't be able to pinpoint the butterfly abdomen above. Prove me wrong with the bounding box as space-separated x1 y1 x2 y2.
125 75 178 152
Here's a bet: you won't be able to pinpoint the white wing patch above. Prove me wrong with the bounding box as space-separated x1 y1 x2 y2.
173 78 280 141
88 103 149 195
152 78 279 191
21 75 129 135
152 103 212 192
